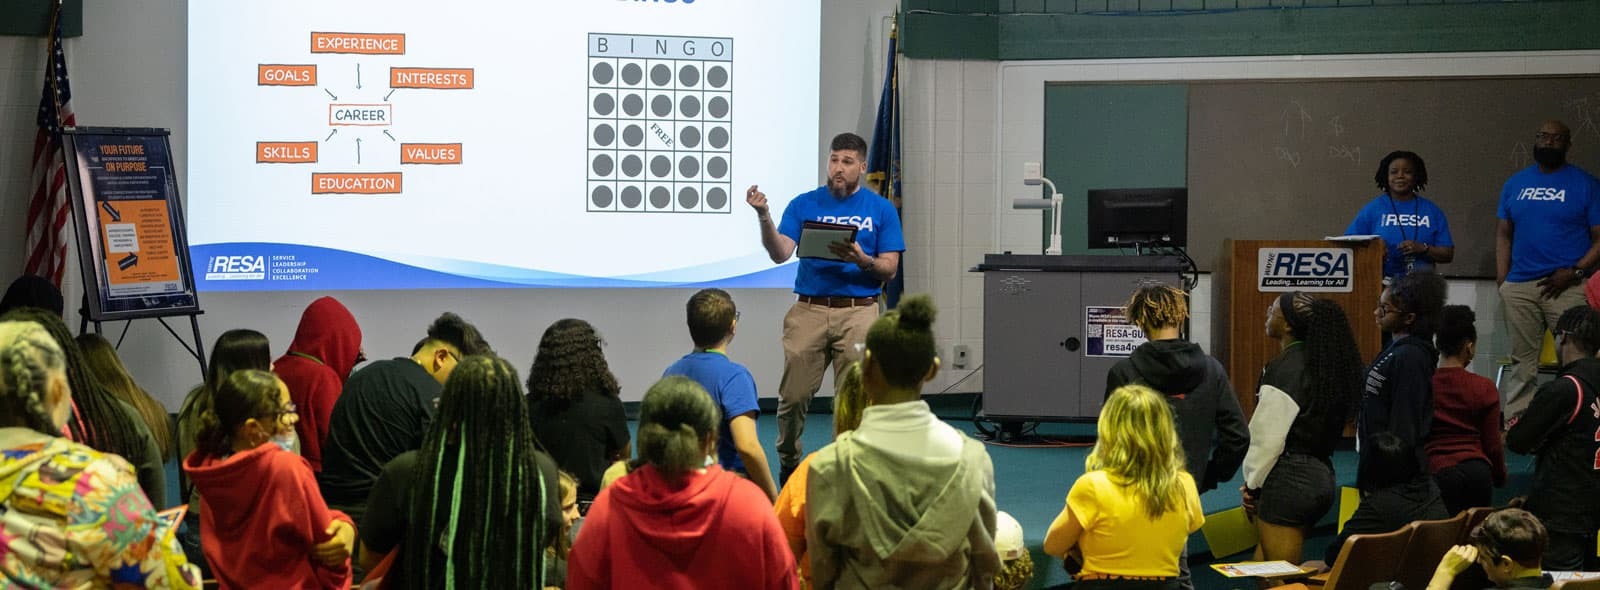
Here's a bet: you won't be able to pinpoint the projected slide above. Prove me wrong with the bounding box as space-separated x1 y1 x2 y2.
188 1 819 291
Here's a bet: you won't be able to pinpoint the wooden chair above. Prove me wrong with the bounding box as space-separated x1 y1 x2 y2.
1457 506 1494 543
1285 527 1415 590
1394 512 1470 590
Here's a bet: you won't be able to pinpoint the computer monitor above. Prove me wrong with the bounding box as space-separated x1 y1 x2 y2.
1086 188 1188 249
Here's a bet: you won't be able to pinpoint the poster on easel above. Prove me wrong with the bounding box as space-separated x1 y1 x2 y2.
62 127 201 321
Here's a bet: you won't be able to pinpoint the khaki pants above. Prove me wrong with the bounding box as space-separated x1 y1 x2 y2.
775 301 878 468
1499 279 1587 418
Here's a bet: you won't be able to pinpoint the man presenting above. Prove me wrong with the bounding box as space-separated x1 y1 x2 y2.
1497 120 1600 420
747 132 904 484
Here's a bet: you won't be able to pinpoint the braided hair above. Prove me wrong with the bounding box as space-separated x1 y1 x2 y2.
865 294 939 389
1280 293 1364 420
1124 284 1188 336
1 308 149 460
76 333 175 458
1373 150 1430 193
401 354 549 590
1554 304 1600 357
0 321 70 436
1387 271 1448 341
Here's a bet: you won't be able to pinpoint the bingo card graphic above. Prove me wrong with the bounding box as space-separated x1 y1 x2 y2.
588 33 732 214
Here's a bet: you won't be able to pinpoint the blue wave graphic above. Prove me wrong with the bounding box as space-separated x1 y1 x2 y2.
191 243 798 291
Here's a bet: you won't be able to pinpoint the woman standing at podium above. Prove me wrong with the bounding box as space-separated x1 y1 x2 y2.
1344 150 1455 283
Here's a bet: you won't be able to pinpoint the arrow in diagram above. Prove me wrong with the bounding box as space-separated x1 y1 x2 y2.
99 201 122 222
324 88 338 100
355 137 363 164
325 128 338 142
383 130 396 142
356 63 362 89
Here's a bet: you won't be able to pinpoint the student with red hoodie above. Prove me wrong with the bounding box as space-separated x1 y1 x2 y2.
568 376 797 590
185 369 356 590
274 296 363 472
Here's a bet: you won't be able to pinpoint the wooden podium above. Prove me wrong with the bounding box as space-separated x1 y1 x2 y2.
1214 239 1386 418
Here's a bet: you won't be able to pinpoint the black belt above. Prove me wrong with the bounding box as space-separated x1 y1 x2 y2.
797 295 877 308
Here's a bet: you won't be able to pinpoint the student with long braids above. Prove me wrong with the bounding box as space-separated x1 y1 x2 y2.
184 369 355 589
77 333 176 460
0 307 166 506
568 376 796 589
1045 384 1205 589
1240 292 1364 564
805 294 1000 589
359 354 562 589
0 320 200 588
1360 270 1447 491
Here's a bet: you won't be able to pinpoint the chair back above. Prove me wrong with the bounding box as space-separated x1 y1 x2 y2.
1458 506 1494 543
1395 513 1469 590
1325 527 1415 590
1553 575 1600 590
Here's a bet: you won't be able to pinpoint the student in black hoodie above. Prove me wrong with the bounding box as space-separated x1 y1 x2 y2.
1105 284 1248 590
1359 270 1446 491
1505 304 1600 571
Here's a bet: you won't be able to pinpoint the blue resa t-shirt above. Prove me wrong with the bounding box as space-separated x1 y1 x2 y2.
662 351 760 473
777 185 906 297
1344 194 1455 279
1498 164 1600 282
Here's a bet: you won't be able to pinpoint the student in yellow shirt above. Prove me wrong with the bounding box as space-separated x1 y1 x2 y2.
1044 384 1204 589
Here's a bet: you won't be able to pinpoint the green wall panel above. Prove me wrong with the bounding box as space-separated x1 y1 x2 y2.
1 0 83 37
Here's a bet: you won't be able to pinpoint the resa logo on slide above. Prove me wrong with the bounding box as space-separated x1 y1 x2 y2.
204 255 266 281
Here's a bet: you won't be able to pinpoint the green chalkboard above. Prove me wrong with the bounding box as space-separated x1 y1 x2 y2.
0 0 82 38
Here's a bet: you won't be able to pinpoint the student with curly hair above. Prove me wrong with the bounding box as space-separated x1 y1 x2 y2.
1360 270 1447 491
0 320 199 588
1427 305 1506 515
527 318 629 502
184 369 355 589
805 295 1000 589
1240 292 1364 564
1046 384 1204 589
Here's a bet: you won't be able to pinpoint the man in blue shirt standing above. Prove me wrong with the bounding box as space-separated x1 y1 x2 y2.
746 132 905 484
1496 119 1600 420
662 288 779 501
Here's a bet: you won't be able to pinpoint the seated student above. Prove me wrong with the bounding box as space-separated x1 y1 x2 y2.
1505 305 1600 571
1425 509 1553 590
1105 284 1247 590
186 369 355 589
569 376 795 589
77 333 176 461
274 296 363 472
1324 432 1447 565
358 354 562 589
774 361 867 588
319 312 491 530
805 295 1001 590
526 318 630 503
1427 305 1506 515
1045 384 1205 590
664 288 779 501
0 320 200 588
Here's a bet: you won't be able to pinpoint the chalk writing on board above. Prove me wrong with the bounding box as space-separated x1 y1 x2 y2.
1282 101 1313 139
1509 142 1531 169
1329 145 1361 166
1564 93 1600 141
1329 116 1346 138
1275 146 1302 167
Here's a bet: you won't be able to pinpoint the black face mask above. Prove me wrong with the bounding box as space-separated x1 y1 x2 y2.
1534 146 1568 169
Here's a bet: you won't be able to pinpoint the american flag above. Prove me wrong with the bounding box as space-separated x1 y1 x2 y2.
24 2 76 287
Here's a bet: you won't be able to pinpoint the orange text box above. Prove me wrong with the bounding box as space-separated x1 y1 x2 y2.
400 143 463 164
256 142 318 163
390 68 474 89
311 32 405 55
328 103 393 127
312 172 403 195
98 199 180 286
258 64 317 86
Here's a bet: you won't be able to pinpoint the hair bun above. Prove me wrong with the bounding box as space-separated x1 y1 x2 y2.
894 295 936 331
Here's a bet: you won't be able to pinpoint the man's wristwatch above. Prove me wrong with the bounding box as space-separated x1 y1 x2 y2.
1572 266 1588 280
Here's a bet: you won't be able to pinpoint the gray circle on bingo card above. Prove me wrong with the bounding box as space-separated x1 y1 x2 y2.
679 95 701 118
621 186 643 208
593 93 615 116
679 155 700 178
679 125 700 148
622 94 643 116
678 64 700 87
623 125 644 147
593 124 615 147
708 96 729 119
621 154 642 177
707 156 728 179
708 65 728 88
591 154 614 177
650 64 671 86
591 185 613 208
621 63 643 85
709 127 729 149
651 95 672 117
706 187 728 209
592 62 614 85
650 155 671 178
650 186 671 208
678 186 699 209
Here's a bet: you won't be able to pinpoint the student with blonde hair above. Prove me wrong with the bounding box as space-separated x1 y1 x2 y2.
774 361 868 587
1045 384 1204 590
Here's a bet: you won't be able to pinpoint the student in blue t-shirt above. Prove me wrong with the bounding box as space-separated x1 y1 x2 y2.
1345 150 1455 282
662 288 779 501
1496 119 1600 419
745 132 906 485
